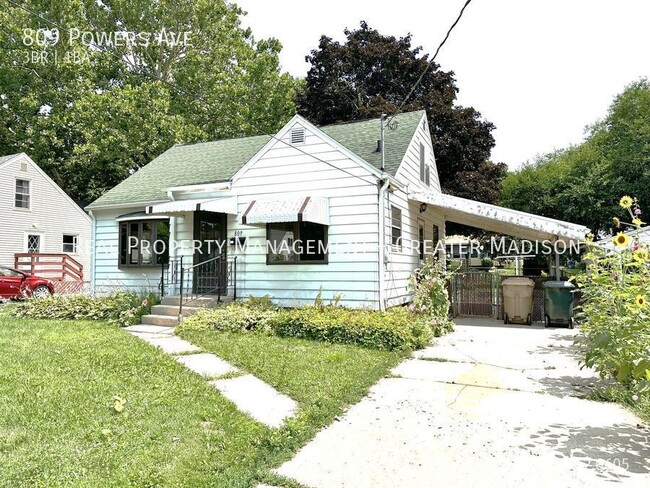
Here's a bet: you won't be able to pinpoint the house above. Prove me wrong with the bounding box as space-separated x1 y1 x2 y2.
86 111 589 310
0 153 91 286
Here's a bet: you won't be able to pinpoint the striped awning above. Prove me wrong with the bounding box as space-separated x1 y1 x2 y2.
241 196 329 226
146 197 238 215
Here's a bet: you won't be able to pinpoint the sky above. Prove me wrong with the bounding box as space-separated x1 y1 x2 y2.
234 0 650 169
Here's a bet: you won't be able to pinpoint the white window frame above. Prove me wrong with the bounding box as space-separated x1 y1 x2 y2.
390 206 402 250
24 232 44 254
14 177 31 211
62 234 79 254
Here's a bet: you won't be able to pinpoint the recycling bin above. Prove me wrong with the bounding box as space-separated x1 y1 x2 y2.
543 281 575 328
502 277 535 325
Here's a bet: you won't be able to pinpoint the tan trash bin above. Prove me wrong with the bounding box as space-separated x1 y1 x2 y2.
502 277 535 325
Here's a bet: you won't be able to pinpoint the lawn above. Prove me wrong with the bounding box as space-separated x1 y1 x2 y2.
0 317 405 487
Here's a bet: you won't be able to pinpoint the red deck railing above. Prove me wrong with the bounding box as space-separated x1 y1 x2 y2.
14 253 84 282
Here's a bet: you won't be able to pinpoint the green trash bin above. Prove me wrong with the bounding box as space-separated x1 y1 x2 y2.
543 281 575 328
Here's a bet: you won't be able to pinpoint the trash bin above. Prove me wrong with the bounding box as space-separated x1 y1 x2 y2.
543 281 575 328
502 277 535 325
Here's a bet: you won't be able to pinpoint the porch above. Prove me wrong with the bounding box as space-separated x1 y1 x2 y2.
14 253 84 293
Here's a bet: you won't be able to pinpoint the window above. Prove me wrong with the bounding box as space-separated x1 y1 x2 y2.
15 179 30 209
425 167 430 186
119 220 169 267
419 143 426 182
391 206 402 249
62 235 78 254
432 225 440 259
291 127 305 144
418 221 425 260
267 222 328 264
26 234 41 253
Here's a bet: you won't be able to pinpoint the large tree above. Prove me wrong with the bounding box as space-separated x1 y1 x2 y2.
0 0 296 204
500 79 650 234
296 21 504 203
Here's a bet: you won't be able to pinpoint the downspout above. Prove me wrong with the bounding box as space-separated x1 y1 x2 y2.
378 178 390 311
88 210 96 295
378 114 388 311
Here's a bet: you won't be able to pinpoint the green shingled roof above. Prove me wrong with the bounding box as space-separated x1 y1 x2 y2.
87 110 425 208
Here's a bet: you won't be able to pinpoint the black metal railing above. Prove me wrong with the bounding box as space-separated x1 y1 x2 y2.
159 255 237 318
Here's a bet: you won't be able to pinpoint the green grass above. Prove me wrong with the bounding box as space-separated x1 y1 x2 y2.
0 317 405 487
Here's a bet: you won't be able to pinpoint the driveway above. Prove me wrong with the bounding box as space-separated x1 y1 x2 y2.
276 318 650 487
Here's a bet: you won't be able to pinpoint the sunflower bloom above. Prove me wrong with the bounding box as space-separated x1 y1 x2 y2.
634 248 650 262
620 195 634 209
636 295 647 308
613 232 630 247
632 217 645 227
612 217 621 227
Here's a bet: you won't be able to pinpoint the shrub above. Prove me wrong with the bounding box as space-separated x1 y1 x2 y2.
8 291 158 327
578 196 650 395
179 299 447 351
410 255 454 331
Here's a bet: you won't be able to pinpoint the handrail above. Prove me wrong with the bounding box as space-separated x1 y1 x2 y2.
159 254 237 321
14 253 84 281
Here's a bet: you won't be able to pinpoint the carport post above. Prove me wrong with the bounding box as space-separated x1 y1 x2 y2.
554 247 561 281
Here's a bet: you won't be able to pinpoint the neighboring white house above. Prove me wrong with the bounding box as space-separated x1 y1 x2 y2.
0 153 91 284
86 111 589 310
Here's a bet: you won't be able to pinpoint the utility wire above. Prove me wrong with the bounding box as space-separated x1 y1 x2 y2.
3 0 385 187
386 0 474 125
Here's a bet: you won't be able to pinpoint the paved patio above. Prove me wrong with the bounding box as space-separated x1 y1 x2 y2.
276 317 650 487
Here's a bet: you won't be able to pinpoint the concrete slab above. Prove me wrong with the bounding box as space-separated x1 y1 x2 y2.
277 318 650 487
173 353 238 378
210 374 297 428
136 335 201 354
124 324 174 335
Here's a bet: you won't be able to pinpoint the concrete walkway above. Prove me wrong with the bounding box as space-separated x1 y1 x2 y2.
277 318 650 487
124 324 297 428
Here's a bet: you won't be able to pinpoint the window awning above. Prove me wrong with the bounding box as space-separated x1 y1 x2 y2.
241 196 329 226
146 197 238 216
116 211 169 222
411 192 590 242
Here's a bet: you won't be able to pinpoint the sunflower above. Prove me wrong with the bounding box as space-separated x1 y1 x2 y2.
635 295 647 308
613 217 621 227
632 217 645 227
634 248 650 262
620 195 634 209
613 232 631 247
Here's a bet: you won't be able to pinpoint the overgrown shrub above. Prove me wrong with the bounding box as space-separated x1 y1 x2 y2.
8 291 159 327
410 255 454 331
578 196 650 395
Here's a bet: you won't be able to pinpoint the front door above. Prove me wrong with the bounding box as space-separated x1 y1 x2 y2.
193 211 227 294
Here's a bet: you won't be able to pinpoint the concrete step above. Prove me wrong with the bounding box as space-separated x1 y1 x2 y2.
151 304 203 318
160 295 233 307
141 314 180 327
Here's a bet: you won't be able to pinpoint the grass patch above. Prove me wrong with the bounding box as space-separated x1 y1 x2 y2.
0 318 404 486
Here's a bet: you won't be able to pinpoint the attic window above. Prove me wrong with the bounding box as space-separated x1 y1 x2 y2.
291 127 305 144
20 162 28 172
419 143 426 182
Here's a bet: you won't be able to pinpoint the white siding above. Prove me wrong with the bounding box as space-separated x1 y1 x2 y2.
229 122 380 309
0 154 92 280
384 114 445 307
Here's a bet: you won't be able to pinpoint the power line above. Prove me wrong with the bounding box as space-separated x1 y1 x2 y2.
386 0 474 125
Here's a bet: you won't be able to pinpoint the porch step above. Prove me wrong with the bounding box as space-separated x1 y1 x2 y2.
151 304 203 318
141 314 181 327
161 295 232 307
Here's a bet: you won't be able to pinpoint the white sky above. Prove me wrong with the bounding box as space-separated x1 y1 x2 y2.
234 0 650 169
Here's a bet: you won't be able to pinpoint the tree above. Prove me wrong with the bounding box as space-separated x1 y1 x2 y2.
0 0 297 204
501 79 650 234
296 22 502 202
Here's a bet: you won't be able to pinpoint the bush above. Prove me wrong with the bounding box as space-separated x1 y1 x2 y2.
8 291 159 327
578 196 650 396
179 300 451 351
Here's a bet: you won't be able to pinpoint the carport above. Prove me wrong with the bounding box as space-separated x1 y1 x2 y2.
410 191 590 320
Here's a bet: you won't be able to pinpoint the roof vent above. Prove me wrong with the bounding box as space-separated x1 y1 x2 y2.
20 162 28 172
375 139 382 153
291 127 305 144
